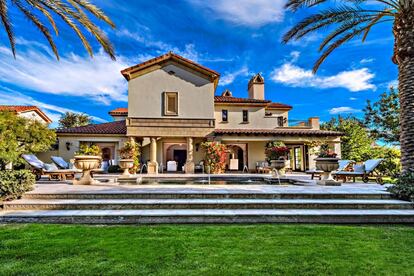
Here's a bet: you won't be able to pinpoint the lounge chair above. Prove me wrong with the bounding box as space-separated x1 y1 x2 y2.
334 159 384 184
22 154 77 181
306 160 354 180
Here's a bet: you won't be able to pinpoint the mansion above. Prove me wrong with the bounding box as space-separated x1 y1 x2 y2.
53 52 342 174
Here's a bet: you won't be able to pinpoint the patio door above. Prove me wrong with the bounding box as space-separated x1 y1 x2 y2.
293 146 302 171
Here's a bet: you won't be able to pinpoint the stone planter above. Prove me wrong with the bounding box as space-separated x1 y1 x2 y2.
119 159 134 176
73 155 101 185
315 157 340 186
270 159 286 176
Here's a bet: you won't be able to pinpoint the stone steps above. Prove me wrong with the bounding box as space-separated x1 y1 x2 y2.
2 209 414 224
22 192 392 200
3 187 413 224
4 198 412 211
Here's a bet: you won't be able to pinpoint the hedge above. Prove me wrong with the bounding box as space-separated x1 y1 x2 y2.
0 170 35 201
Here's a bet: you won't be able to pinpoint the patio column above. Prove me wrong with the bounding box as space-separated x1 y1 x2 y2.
147 137 158 174
184 137 195 174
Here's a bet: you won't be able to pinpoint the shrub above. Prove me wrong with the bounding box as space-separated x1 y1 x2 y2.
387 170 414 202
0 170 35 201
75 144 102 156
119 141 136 159
201 142 227 174
265 141 290 161
368 146 401 177
107 165 122 173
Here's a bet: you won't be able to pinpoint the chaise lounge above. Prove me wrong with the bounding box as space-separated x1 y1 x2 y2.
334 159 384 184
22 154 77 181
306 160 354 180
51 156 104 176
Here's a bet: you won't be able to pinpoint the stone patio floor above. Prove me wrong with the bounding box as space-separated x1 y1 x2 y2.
29 172 390 195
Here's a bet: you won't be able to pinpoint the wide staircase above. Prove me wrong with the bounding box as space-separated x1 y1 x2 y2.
1 189 414 224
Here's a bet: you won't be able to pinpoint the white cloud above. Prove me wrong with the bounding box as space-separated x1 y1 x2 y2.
349 97 357 101
188 0 286 27
117 29 202 62
0 46 129 105
329 106 361 115
219 66 250 86
289 51 300 63
270 63 376 92
0 87 107 128
360 58 375 64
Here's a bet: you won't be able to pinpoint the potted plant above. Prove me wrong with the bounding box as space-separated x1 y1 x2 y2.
201 142 227 174
73 144 102 185
315 145 340 185
265 141 290 175
119 141 136 176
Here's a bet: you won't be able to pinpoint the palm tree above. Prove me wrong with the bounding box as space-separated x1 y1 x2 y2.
283 0 414 172
0 0 115 60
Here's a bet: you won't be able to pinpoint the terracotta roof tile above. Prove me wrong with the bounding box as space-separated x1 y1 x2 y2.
121 52 220 82
214 96 271 104
109 108 128 116
0 105 52 123
56 120 126 135
214 129 343 137
266 102 293 110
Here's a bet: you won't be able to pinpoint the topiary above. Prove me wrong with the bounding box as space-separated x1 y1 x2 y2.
387 169 414 202
0 170 35 201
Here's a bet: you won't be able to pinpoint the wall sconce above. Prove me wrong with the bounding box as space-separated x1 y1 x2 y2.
195 143 200 152
66 142 72 151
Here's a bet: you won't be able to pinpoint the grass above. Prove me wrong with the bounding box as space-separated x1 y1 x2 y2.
1 224 413 275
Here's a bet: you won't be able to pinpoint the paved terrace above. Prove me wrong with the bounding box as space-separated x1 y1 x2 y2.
29 173 390 196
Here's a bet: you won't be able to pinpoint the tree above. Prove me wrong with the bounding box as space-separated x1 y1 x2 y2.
58 112 91 128
321 116 374 162
0 111 56 169
283 0 414 171
0 0 115 60
364 87 400 144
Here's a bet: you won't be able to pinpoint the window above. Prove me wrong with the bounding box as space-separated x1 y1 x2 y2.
242 110 249 123
222 110 228 122
164 92 178 116
277 116 284 127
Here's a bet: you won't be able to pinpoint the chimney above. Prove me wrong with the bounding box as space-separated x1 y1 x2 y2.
248 73 264 100
308 117 320 130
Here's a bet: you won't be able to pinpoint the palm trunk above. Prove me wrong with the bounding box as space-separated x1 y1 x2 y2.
394 12 414 172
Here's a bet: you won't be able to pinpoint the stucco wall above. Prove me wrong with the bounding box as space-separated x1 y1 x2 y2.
54 136 128 164
128 65 215 119
19 111 48 124
214 105 288 129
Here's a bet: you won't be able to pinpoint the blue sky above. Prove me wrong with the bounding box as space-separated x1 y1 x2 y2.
0 0 397 127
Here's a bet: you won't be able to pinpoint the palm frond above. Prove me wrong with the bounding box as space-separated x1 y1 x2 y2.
26 0 59 35
54 0 115 60
12 0 59 59
37 0 94 57
71 0 115 28
0 0 15 57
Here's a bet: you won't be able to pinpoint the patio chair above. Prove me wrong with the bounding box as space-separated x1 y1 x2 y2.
195 161 204 173
256 161 271 174
167 161 178 172
334 159 384 184
22 154 77 181
306 160 354 180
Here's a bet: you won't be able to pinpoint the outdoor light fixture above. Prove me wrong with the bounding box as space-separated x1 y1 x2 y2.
66 142 72 151
195 143 200 152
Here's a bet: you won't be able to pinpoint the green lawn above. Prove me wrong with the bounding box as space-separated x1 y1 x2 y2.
1 224 413 275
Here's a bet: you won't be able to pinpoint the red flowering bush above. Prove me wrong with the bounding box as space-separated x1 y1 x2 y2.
265 141 289 161
201 142 227 174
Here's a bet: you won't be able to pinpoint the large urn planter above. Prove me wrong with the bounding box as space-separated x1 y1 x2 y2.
73 155 101 185
270 159 286 176
315 157 340 186
119 159 134 176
